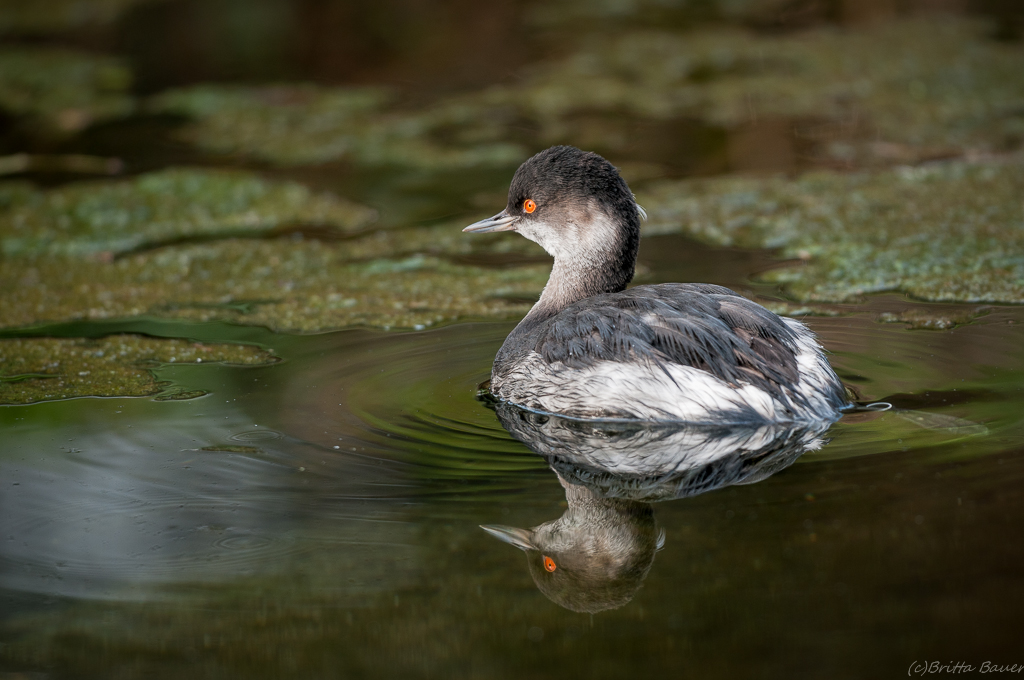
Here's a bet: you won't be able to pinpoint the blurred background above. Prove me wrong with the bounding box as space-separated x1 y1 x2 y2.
1 0 1023 337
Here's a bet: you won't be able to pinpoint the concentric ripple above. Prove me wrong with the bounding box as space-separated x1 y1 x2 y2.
271 310 1024 480
274 323 549 484
230 429 283 442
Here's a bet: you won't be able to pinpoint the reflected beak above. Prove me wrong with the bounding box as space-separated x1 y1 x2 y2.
480 524 536 551
463 210 518 233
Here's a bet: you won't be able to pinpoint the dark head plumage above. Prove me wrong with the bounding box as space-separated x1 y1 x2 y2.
465 146 643 304
507 147 639 228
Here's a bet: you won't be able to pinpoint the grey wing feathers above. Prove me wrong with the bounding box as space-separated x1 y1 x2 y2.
534 284 801 399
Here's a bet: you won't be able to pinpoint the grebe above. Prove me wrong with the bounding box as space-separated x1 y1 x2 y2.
464 145 849 424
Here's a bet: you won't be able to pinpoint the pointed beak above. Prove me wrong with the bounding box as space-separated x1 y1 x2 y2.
480 524 536 551
463 210 518 233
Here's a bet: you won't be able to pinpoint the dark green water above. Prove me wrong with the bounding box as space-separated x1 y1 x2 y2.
3 252 1024 677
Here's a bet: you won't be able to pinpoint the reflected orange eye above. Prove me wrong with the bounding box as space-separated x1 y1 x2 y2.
543 555 557 572
523 199 536 214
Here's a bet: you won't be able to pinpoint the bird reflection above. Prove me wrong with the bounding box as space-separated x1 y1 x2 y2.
483 475 661 614
482 402 835 612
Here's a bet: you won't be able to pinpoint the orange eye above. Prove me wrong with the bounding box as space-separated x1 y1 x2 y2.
543 555 557 572
523 199 536 214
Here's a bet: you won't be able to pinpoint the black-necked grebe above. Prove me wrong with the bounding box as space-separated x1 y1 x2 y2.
464 145 849 424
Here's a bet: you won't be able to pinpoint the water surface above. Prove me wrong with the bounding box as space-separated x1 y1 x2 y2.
3 274 1024 677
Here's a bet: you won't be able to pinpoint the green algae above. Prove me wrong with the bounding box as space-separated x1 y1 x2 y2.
0 167 377 257
0 0 159 34
0 242 546 332
8 156 1019 331
149 84 526 169
638 158 1024 303
759 301 842 318
342 218 543 262
0 167 547 332
7 16 1019 333
876 307 989 330
0 335 277 404
140 18 1024 168
0 48 134 134
476 17 1024 160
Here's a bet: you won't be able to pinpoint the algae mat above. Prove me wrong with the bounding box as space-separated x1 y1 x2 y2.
149 84 527 170
0 246 546 332
0 168 546 333
147 18 1024 169
0 167 376 257
639 158 1024 303
0 335 277 404
483 17 1024 160
4 158 1024 334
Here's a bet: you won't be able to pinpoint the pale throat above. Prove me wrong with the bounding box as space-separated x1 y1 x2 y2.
518 209 628 319
534 256 612 310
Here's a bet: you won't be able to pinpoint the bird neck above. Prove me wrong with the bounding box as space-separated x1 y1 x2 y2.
493 208 640 367
524 238 637 324
532 259 617 316
560 480 654 525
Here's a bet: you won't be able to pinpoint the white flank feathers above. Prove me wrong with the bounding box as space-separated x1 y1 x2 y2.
494 317 843 425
